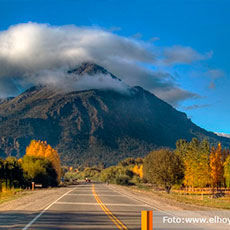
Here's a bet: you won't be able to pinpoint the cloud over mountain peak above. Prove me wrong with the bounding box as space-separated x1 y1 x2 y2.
0 23 209 105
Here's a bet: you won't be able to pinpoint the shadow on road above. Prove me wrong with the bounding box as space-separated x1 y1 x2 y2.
0 209 141 230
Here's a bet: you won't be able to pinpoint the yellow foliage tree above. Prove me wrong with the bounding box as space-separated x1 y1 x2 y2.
183 160 195 187
26 140 61 182
139 165 143 179
132 164 143 179
181 139 211 189
210 143 223 190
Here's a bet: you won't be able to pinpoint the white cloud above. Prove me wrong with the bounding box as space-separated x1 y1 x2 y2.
32 69 130 93
206 69 225 89
182 104 211 110
0 22 209 105
163 46 212 65
154 87 199 106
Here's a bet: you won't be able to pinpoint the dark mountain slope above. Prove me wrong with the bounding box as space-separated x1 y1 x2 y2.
0 63 229 166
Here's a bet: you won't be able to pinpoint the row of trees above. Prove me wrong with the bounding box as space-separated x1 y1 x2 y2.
83 138 230 195
143 138 230 193
176 139 230 190
0 140 61 191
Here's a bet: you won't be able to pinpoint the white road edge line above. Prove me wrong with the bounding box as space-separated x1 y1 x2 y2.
22 188 76 230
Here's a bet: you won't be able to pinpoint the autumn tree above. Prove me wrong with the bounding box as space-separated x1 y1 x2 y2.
26 140 61 182
143 149 184 193
222 148 230 162
132 164 143 179
176 138 211 189
210 143 223 191
224 155 230 188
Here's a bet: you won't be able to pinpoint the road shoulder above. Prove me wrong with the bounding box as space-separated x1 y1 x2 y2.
0 186 74 212
108 184 217 211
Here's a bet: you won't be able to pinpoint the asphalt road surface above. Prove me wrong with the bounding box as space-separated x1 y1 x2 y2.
23 182 151 230
1 182 230 230
1 182 151 230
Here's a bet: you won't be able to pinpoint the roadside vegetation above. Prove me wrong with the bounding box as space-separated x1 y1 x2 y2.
65 137 230 209
0 140 61 202
2 136 230 209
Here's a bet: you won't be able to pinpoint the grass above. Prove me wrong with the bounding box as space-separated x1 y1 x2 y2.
134 184 230 210
0 187 27 205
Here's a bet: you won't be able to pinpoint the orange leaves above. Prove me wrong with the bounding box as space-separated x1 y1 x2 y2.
210 143 223 187
26 140 61 182
132 164 143 179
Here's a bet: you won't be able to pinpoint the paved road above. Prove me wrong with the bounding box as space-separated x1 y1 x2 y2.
1 182 230 230
10 182 151 230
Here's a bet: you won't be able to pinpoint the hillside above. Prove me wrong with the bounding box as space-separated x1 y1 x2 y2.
0 63 229 166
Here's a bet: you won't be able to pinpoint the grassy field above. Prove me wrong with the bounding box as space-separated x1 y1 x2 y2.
134 184 230 210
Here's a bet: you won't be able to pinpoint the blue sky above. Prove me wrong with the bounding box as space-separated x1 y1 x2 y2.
0 0 229 133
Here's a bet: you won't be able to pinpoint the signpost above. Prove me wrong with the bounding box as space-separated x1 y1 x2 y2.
31 182 42 190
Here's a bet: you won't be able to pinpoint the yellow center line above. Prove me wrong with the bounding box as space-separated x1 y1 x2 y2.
92 184 128 230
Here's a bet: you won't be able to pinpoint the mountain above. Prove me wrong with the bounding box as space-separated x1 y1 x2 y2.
0 97 14 105
0 63 229 166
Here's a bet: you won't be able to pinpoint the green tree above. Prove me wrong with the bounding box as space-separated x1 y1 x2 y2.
194 139 211 187
21 155 58 187
4 157 23 189
176 138 211 188
26 140 61 183
175 139 189 159
0 158 4 192
143 149 184 193
222 148 230 162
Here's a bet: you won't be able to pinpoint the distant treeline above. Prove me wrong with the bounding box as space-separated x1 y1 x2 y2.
0 140 61 192
64 157 143 186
